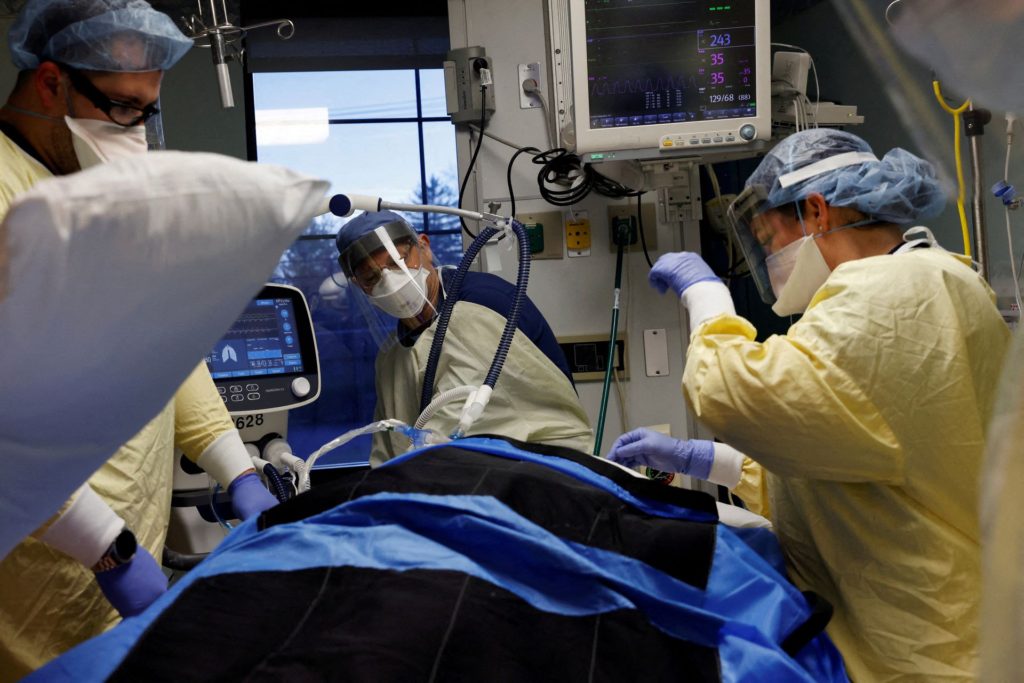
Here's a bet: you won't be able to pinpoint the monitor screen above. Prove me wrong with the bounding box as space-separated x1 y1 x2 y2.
206 298 305 380
569 0 770 156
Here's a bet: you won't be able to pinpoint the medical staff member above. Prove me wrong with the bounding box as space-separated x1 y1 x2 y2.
0 1 277 676
608 129 1009 681
888 2 1024 680
335 211 592 463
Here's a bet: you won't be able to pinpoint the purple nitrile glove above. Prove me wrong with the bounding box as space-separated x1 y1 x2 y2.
606 428 716 480
95 548 167 618
228 471 278 521
649 252 718 297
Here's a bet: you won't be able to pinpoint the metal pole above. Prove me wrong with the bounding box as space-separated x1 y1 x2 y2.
966 104 991 280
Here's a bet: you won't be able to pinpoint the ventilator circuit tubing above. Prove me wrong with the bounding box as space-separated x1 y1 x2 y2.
416 385 476 429
420 221 531 439
593 235 627 456
305 419 409 472
419 224 499 412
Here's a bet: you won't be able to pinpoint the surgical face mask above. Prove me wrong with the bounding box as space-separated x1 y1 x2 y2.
65 117 148 169
369 267 433 319
766 235 832 316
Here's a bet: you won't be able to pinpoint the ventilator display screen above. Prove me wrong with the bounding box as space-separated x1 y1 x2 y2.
584 0 757 128
205 298 305 379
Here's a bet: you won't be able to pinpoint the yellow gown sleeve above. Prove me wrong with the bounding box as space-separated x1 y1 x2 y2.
173 361 236 462
732 457 771 519
683 303 902 484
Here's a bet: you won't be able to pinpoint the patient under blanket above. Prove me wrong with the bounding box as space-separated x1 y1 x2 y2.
31 437 848 682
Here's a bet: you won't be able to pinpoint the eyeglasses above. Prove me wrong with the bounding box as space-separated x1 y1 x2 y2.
352 241 417 290
60 64 160 127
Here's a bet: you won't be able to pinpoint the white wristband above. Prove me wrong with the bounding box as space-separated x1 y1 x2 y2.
680 280 735 329
40 484 125 567
196 430 253 488
707 442 745 489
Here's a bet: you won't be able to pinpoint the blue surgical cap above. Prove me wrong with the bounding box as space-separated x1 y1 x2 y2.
747 128 946 224
9 0 193 72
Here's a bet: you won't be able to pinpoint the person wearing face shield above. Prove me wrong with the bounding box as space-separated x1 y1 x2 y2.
607 128 1010 680
887 3 1024 679
0 1 280 676
335 211 593 464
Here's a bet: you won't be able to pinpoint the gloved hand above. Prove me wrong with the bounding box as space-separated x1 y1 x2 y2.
94 548 167 618
649 252 718 297
228 471 279 521
606 429 716 480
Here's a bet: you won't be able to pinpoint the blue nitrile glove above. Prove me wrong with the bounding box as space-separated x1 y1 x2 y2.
606 428 716 480
228 471 278 520
649 252 718 297
95 548 167 618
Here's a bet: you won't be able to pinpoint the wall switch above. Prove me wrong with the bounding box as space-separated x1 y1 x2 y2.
643 328 669 377
566 211 591 257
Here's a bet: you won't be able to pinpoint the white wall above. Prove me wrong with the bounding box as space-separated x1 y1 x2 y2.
448 0 700 453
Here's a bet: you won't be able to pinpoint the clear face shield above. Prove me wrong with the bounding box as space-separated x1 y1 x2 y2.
727 185 783 306
337 220 441 346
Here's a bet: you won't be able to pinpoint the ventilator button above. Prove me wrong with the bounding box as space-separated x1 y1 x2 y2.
246 383 259 391
247 392 261 401
230 385 242 394
231 394 243 402
291 377 311 398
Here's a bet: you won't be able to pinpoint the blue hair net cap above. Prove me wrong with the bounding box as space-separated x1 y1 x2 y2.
747 128 946 224
335 211 413 256
9 0 193 72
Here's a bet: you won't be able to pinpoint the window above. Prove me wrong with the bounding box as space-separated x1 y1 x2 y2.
249 68 461 466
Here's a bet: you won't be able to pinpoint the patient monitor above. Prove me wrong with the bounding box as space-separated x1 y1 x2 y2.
566 0 771 161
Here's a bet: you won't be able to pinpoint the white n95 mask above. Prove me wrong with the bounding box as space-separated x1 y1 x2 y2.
65 116 148 169
766 235 832 316
369 267 433 319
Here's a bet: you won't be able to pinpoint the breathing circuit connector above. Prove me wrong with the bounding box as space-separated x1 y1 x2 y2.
993 180 1024 209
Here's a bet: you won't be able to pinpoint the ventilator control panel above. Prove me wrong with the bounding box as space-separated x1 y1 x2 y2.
204 284 319 415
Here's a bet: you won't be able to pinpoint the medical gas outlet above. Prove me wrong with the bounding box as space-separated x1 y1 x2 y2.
566 211 591 257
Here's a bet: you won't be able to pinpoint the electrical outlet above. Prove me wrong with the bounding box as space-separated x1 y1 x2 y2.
518 62 542 109
516 211 564 260
557 333 627 382
607 202 657 253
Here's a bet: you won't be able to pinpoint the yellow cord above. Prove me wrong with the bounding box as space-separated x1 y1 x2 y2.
932 80 972 257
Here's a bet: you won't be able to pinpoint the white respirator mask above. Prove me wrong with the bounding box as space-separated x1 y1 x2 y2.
65 117 148 169
766 235 832 317
369 267 433 319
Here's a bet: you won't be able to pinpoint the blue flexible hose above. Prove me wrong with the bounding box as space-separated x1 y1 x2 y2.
483 220 530 388
419 225 500 412
262 464 290 503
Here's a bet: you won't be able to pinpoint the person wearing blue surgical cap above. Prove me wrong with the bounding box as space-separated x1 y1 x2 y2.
607 128 1010 680
0 1 278 677
335 211 593 464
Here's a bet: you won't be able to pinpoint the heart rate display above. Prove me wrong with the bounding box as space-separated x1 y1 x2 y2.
585 0 757 129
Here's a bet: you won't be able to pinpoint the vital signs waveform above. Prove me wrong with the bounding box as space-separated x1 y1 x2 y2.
590 74 699 97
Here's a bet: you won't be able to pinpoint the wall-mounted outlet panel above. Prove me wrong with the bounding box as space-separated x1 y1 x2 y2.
607 202 658 253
